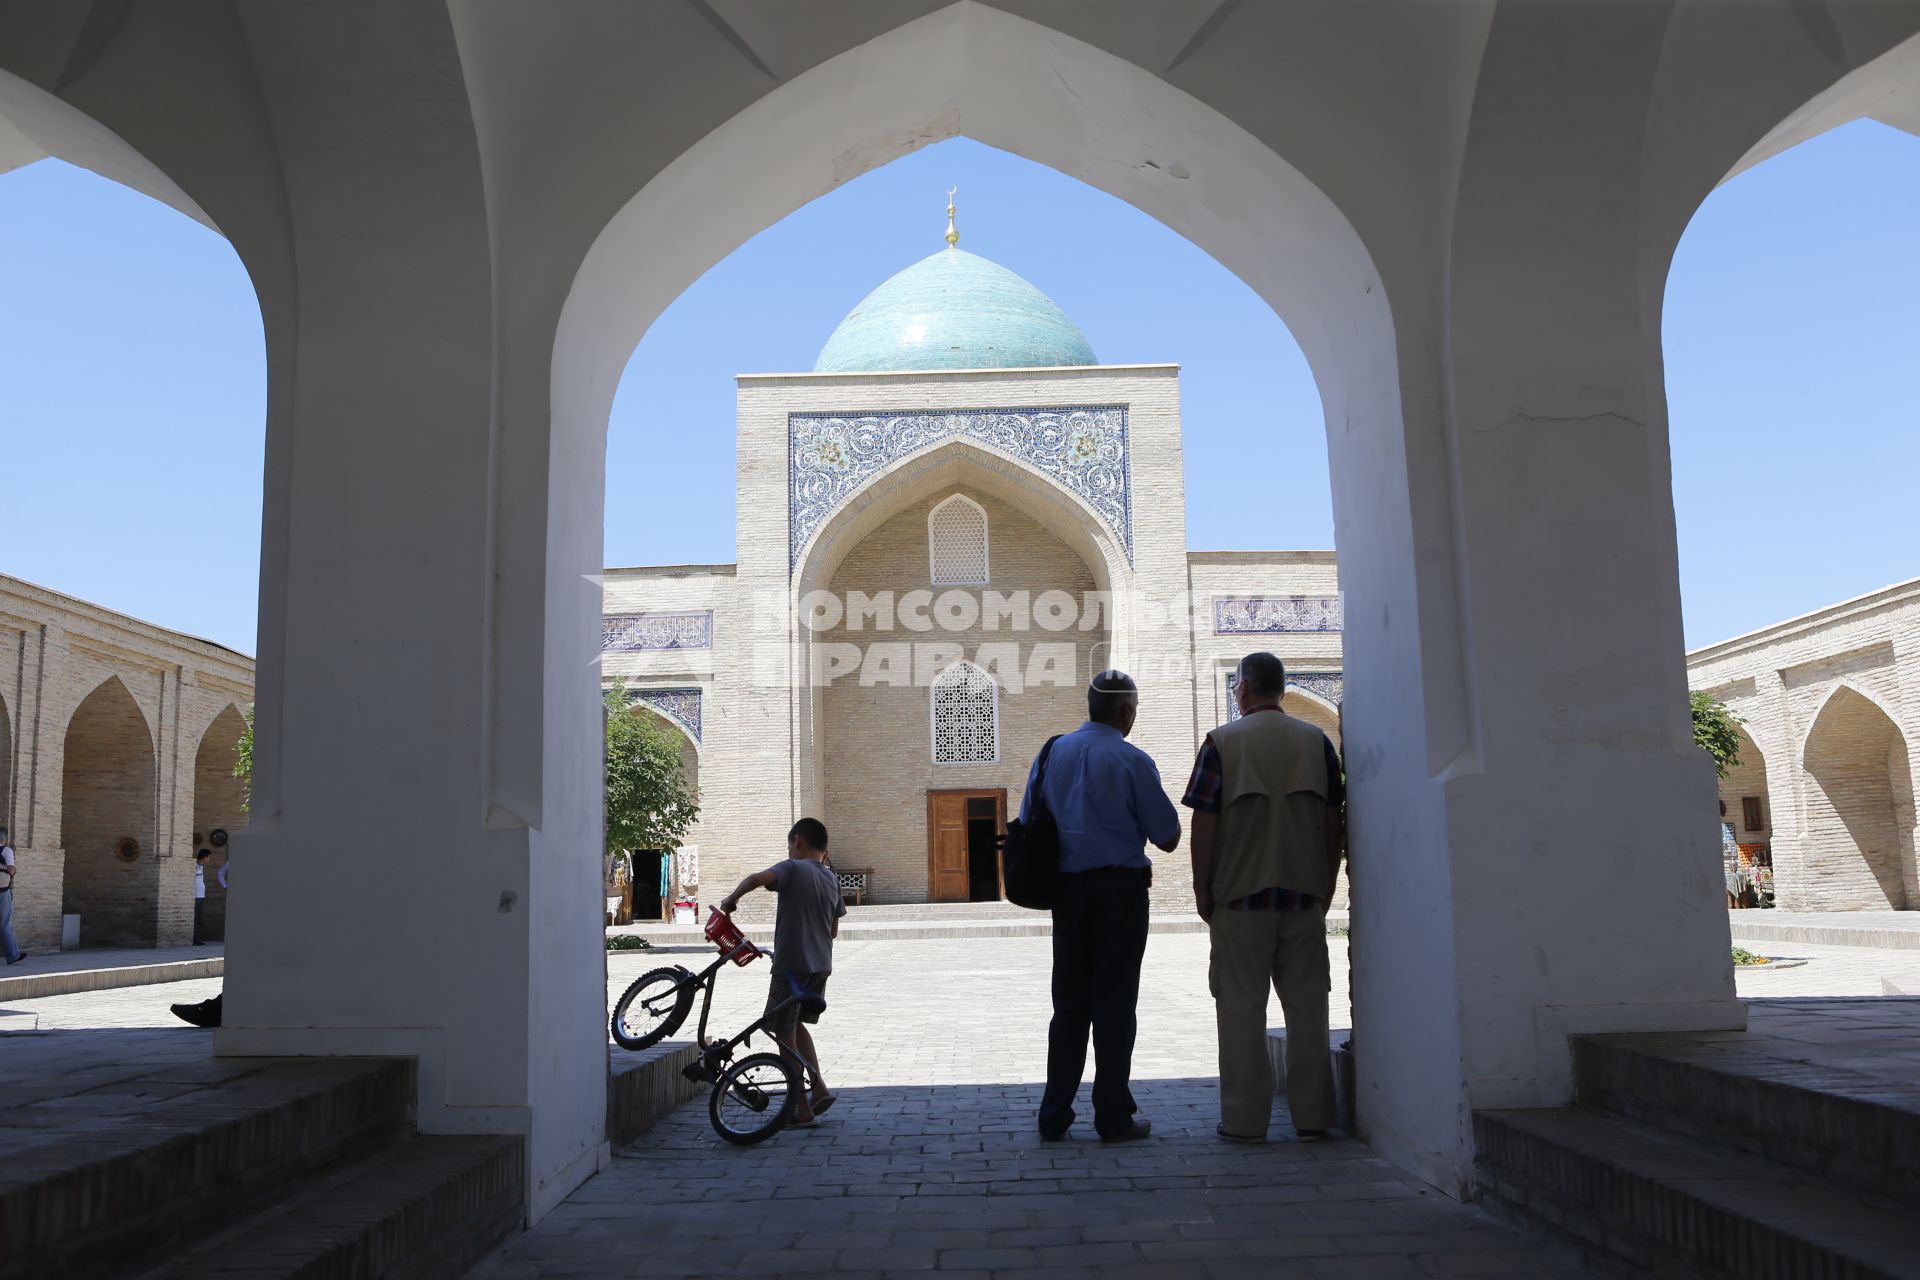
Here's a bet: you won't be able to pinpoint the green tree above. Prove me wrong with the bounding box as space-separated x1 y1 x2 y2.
233 704 254 813
1691 689 1744 780
604 684 700 856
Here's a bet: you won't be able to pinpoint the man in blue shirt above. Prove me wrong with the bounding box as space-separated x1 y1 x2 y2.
1020 670 1181 1142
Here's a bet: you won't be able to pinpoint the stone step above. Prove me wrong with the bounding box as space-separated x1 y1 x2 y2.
1 1058 414 1280
1473 1107 1920 1280
129 1135 523 1280
1573 1029 1920 1210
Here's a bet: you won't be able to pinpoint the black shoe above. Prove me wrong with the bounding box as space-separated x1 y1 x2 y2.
170 999 221 1029
1216 1124 1266 1143
1039 1126 1069 1142
5 952 25 966
1295 1128 1328 1143
1099 1119 1152 1144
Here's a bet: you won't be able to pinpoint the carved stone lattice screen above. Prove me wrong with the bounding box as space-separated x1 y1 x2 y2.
932 661 998 764
928 494 990 585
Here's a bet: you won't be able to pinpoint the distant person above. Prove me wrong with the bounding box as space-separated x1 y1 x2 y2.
1023 670 1180 1144
192 849 213 945
718 817 845 1127
1 826 25 965
1184 652 1345 1143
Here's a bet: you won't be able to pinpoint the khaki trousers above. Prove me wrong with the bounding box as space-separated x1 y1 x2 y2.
1208 906 1334 1136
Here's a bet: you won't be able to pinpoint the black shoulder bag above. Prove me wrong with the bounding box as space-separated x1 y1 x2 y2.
1001 735 1063 910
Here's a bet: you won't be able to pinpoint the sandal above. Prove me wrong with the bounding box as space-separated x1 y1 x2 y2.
811 1091 837 1116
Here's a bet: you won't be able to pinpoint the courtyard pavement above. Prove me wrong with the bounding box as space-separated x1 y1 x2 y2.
7 932 1920 1277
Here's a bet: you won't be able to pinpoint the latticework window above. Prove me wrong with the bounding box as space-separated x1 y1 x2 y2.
928 494 990 585
931 660 998 764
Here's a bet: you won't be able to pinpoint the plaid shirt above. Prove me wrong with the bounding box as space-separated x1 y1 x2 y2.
1182 708 1343 912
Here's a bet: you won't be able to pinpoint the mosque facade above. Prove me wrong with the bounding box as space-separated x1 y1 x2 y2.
601 232 1345 915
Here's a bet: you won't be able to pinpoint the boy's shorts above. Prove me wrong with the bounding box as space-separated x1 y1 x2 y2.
765 970 830 1034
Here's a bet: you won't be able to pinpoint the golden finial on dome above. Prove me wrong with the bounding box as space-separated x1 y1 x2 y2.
945 186 959 248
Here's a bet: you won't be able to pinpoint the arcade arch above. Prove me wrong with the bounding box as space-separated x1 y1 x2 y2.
191 705 248 941
18 0 1918 1218
59 676 158 948
1282 689 1343 748
620 700 702 924
1716 725 1773 902
1 689 13 836
1800 685 1917 910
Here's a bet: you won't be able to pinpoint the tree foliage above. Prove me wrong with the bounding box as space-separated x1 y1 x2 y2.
233 705 254 813
1691 689 1744 780
604 684 700 856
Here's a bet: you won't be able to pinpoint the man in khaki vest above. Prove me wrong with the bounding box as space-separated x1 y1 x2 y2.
1182 652 1345 1142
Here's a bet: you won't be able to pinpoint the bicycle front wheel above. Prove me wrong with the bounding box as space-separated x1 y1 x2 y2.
710 1052 801 1145
610 966 694 1050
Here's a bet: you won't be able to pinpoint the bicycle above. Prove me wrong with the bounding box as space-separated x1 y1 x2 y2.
610 907 826 1145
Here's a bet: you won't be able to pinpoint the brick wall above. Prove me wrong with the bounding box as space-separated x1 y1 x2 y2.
1688 581 1918 911
0 574 255 950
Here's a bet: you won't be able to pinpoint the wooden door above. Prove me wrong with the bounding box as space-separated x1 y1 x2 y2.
927 792 972 902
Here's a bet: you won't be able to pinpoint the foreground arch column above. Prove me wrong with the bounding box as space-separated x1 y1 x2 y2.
211 7 608 1223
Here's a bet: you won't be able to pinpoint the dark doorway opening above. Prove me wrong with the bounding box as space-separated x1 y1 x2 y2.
632 849 665 923
965 796 1002 902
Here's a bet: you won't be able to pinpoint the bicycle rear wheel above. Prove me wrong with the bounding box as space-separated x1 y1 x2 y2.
610 966 694 1050
709 1052 801 1145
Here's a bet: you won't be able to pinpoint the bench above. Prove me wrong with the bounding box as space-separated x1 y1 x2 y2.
836 868 873 907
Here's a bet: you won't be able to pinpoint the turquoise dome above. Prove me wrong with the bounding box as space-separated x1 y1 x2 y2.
814 248 1097 373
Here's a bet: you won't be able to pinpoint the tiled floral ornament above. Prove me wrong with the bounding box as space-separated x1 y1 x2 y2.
602 611 713 652
1214 596 1344 634
789 406 1131 571
622 686 703 743
1225 670 1345 722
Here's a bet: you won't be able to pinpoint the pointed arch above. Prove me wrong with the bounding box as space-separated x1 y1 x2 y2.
623 694 701 756
0 685 13 839
928 493 990 586
1282 688 1343 750
190 704 249 943
1800 683 1915 909
795 438 1125 603
60 674 160 947
930 659 999 765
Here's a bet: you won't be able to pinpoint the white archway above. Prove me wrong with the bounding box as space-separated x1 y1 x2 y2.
539 0 1438 1184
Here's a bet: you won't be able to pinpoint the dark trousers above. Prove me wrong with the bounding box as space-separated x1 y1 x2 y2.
192 898 206 945
1039 866 1150 1138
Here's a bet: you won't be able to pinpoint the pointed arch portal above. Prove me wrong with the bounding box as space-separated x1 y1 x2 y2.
60 677 158 948
1801 686 1916 910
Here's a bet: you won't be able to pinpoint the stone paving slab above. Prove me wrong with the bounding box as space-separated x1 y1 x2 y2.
491 933 1599 1278
472 1076 1601 1279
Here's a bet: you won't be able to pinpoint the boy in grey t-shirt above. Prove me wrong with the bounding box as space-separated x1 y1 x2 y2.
719 817 846 1126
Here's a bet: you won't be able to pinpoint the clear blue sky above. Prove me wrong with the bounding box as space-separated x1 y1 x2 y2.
2 124 1914 656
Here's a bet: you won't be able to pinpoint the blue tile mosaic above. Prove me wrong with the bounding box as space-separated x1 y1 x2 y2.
1225 670 1344 722
789 406 1131 572
602 611 712 652
622 686 703 743
1214 596 1343 634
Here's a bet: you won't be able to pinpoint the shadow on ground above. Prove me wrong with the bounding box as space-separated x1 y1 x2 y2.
473 1076 1597 1279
